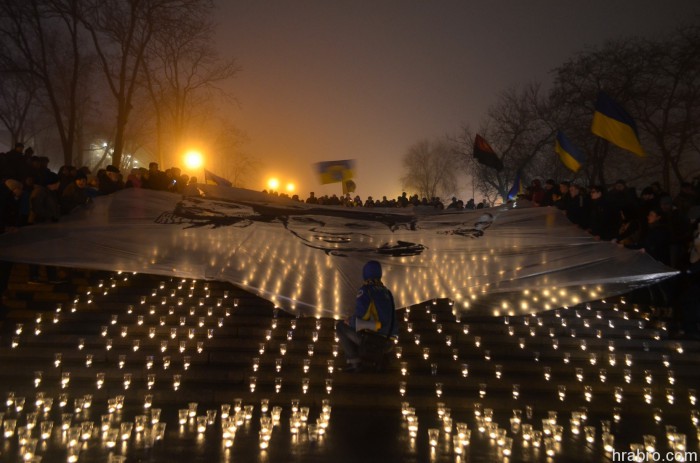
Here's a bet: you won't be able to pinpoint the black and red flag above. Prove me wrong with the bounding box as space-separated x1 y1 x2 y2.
473 134 504 171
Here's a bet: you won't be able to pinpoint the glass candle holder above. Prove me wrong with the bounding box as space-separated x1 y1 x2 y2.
428 428 439 446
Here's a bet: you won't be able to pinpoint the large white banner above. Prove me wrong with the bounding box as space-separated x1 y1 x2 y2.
0 186 676 318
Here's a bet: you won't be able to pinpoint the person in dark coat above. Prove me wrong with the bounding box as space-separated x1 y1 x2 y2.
0 143 29 181
565 184 589 229
60 172 90 215
98 165 125 195
641 208 672 266
29 172 61 224
587 185 619 241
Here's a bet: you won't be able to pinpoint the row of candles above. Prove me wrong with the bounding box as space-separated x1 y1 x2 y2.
2 390 166 462
247 307 339 396
1 273 251 461
392 298 698 460
4 270 698 461
401 399 695 460
6 271 343 461
2 388 336 459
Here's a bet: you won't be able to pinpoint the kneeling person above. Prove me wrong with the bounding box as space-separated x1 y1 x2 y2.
336 260 397 372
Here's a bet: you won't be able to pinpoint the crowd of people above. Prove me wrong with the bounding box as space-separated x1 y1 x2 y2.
2 142 699 336
514 177 700 273
298 191 490 210
0 142 197 230
0 143 197 296
2 140 699 274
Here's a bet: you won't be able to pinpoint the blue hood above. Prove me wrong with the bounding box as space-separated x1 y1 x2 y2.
362 260 382 280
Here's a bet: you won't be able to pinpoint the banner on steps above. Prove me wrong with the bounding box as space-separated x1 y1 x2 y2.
0 186 676 317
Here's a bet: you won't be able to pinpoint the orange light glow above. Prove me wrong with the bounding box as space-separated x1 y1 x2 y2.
184 151 203 169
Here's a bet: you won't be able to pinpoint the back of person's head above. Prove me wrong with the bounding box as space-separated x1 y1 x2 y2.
641 187 655 197
659 195 673 209
362 260 382 281
44 172 60 186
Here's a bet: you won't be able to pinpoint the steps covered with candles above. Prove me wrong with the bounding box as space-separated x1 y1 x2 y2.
0 264 698 463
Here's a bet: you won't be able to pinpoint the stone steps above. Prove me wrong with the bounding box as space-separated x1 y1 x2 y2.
1 264 699 462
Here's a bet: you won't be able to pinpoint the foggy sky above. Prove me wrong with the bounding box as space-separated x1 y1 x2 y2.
216 0 698 200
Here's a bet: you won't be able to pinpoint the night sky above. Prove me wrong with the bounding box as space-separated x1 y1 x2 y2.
216 0 698 200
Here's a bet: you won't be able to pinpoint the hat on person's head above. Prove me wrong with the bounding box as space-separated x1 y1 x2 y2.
44 172 60 186
75 172 87 181
106 165 120 174
362 260 382 280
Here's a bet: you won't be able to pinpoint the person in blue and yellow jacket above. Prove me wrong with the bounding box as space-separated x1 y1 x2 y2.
336 260 397 372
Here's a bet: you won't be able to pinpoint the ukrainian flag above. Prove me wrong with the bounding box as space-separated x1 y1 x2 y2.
204 169 232 187
554 131 585 172
507 171 523 201
315 159 356 185
591 91 645 156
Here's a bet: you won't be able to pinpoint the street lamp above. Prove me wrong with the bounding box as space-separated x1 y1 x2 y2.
184 151 203 170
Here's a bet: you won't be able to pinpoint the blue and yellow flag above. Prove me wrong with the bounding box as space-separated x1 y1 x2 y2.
204 169 232 187
591 92 644 156
315 159 356 185
507 171 523 201
554 131 585 172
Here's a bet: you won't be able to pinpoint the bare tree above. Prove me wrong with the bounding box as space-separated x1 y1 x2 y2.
78 0 211 167
550 29 700 191
631 25 700 189
401 137 459 201
201 116 257 188
141 4 238 167
457 84 555 202
0 0 89 164
0 71 38 145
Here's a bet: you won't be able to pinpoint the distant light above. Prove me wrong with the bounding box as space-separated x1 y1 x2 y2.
268 178 279 190
286 183 295 193
184 151 203 169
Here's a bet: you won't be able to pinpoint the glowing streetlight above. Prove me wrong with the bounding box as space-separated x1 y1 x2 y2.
286 182 295 193
267 178 279 191
184 151 203 170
